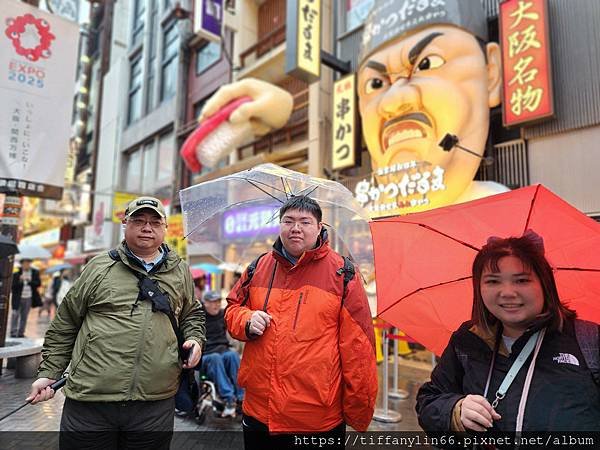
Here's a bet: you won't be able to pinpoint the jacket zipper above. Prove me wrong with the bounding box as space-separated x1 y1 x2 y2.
293 293 304 330
128 306 150 398
69 333 91 377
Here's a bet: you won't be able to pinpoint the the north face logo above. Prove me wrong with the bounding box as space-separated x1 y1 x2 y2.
552 353 579 366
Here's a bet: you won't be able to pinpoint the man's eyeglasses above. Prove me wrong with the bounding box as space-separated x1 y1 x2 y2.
127 218 166 229
280 219 317 229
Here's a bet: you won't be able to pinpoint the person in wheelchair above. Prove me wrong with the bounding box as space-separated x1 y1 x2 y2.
200 290 244 418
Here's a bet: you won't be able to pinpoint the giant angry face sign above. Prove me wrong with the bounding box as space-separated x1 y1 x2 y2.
356 0 506 216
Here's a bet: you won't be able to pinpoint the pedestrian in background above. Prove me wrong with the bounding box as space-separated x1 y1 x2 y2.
52 268 73 307
28 196 205 450
11 258 42 337
200 290 243 418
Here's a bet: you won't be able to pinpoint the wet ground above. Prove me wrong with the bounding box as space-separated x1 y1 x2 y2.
0 308 434 448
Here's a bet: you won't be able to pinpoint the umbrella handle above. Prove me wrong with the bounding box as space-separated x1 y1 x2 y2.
0 376 67 423
50 377 67 391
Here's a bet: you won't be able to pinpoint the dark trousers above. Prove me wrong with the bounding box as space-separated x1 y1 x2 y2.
10 297 31 337
242 414 346 450
201 350 244 403
60 397 175 450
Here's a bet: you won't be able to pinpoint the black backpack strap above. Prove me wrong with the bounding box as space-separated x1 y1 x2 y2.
107 249 187 361
336 256 356 303
574 319 600 386
240 253 267 307
108 248 121 263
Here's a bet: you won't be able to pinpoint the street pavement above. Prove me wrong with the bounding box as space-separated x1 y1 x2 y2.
1 308 433 448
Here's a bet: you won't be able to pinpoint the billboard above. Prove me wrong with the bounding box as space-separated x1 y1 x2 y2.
500 0 554 126
331 73 358 170
193 0 223 42
0 0 79 199
285 0 321 83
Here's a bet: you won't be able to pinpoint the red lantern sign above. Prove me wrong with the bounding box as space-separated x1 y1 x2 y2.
499 0 554 126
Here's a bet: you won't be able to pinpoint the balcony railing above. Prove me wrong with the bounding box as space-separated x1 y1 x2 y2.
236 87 309 158
239 24 286 69
476 139 529 189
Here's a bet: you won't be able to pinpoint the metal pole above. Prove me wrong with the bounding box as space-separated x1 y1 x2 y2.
373 328 402 423
388 328 409 400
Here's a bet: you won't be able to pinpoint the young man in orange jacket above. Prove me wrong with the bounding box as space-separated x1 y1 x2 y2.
226 196 377 449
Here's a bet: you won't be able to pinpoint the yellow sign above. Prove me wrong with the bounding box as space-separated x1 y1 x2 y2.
297 0 320 79
112 192 137 223
165 214 187 259
286 0 321 83
64 139 77 184
332 73 357 170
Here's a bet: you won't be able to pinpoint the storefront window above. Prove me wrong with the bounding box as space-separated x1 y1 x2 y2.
125 149 142 192
344 0 374 32
196 41 221 75
127 56 143 124
146 0 158 112
142 142 157 192
123 132 174 194
161 22 179 101
131 0 146 47
157 132 174 185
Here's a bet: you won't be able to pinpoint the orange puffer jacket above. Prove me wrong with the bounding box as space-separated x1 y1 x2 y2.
225 236 377 432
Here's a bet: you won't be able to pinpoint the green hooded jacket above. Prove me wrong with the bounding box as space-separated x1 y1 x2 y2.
38 242 205 401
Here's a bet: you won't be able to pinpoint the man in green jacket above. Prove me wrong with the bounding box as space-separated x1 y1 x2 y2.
27 196 205 449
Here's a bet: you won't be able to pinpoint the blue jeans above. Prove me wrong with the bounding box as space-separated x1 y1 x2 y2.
201 350 244 404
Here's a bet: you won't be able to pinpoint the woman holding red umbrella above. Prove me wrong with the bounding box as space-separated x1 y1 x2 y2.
416 231 600 433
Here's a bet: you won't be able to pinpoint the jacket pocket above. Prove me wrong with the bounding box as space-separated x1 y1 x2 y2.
69 332 91 378
293 290 329 342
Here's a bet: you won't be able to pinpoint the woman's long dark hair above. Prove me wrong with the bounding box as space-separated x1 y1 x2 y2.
471 230 576 334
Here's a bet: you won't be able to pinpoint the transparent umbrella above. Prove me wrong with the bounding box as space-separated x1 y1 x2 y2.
17 244 52 260
45 262 74 274
179 163 374 278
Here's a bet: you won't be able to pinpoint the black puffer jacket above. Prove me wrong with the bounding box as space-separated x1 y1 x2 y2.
416 318 600 432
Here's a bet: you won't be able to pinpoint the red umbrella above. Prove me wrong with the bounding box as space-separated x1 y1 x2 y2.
370 184 600 356
190 268 205 279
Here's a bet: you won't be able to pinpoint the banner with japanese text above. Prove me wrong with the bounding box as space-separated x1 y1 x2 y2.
500 0 554 126
285 0 321 83
0 0 79 199
332 73 358 170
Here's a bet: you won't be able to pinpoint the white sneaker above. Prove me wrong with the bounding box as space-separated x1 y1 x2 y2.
221 403 236 418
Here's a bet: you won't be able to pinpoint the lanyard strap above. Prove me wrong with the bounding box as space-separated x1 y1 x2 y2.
515 328 546 433
491 330 540 409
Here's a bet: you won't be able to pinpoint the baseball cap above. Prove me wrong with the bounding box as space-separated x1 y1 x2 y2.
125 196 167 219
203 291 222 302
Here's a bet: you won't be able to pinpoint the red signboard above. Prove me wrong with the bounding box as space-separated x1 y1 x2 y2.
499 0 554 126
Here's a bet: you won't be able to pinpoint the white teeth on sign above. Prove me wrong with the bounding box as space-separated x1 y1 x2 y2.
388 129 423 146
